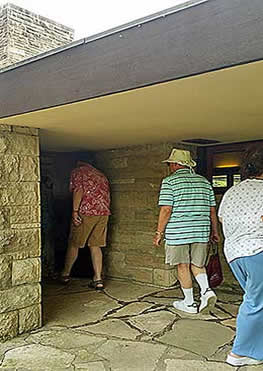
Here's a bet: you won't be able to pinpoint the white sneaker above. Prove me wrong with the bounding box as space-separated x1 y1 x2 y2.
173 300 198 314
199 288 217 313
226 354 263 366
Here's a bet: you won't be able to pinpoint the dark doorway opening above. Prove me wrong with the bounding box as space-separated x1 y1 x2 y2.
40 151 96 280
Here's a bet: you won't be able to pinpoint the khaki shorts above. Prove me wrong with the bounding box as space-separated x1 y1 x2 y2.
165 243 209 267
68 215 109 248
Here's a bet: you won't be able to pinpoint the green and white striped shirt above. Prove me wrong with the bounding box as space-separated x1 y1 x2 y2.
158 168 216 245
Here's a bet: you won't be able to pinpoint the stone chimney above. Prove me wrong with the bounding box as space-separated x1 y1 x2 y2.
0 3 74 69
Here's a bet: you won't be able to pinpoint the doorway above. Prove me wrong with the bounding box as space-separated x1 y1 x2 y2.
197 140 263 287
40 151 95 281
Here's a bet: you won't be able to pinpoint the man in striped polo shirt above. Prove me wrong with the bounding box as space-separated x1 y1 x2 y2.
153 148 219 314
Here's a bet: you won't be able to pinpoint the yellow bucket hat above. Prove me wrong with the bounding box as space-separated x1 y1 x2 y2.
162 148 196 167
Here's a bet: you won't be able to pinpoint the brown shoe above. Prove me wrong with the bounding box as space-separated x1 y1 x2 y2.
58 275 71 285
88 279 104 291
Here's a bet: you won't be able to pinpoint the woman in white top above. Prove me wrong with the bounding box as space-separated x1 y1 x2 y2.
218 146 263 367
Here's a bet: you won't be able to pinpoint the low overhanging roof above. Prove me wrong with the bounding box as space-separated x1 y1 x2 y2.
1 60 263 151
1 0 263 120
0 0 263 152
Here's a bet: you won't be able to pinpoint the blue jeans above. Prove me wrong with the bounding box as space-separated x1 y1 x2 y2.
230 252 263 360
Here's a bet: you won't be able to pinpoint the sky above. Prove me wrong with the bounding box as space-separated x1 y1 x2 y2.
0 0 188 39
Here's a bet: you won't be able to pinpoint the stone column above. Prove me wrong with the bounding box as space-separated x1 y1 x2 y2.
0 124 41 341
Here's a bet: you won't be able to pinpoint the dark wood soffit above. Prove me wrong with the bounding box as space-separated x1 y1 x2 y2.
1 0 263 119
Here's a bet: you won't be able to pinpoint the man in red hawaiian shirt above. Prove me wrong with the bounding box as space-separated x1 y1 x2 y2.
60 161 110 290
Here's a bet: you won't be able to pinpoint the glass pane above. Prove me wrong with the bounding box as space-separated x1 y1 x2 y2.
212 175 227 188
233 174 241 186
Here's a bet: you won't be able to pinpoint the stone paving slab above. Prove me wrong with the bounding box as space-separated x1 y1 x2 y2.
141 296 179 306
80 318 141 340
74 361 106 370
95 339 167 371
129 311 176 335
0 279 257 371
1 344 75 370
43 290 119 326
43 279 94 297
107 302 154 318
164 359 237 370
221 318 237 329
208 344 234 362
158 319 235 358
0 335 28 361
154 287 182 298
169 306 232 321
162 346 205 361
103 280 159 302
26 328 106 350
215 289 242 303
217 303 240 317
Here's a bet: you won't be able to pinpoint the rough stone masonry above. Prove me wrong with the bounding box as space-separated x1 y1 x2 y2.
0 3 74 69
0 124 41 341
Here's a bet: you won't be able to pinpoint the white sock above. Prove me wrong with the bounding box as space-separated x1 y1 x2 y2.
182 288 194 305
195 273 209 295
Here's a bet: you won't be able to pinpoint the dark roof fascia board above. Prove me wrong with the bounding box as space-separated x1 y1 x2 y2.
0 39 85 74
1 0 263 119
0 0 207 74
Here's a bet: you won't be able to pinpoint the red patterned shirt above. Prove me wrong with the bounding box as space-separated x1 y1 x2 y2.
70 164 110 216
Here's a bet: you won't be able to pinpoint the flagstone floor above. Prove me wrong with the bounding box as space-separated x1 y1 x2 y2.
0 278 262 370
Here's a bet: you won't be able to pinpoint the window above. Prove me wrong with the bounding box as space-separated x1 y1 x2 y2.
212 167 240 194
212 175 227 188
233 174 241 186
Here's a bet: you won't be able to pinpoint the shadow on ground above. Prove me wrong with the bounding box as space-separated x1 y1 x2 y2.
0 279 260 370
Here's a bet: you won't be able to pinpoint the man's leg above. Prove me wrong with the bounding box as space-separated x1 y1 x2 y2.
61 245 79 278
190 243 217 313
173 262 197 313
88 216 108 290
191 265 209 294
61 216 89 281
177 263 192 289
177 263 195 305
89 246 103 284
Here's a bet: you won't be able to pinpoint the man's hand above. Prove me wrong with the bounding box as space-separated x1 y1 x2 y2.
210 231 220 243
153 232 163 247
72 211 82 226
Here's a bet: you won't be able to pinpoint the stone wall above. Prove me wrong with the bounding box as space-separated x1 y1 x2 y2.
0 5 8 67
0 124 41 341
0 3 74 69
95 143 197 287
